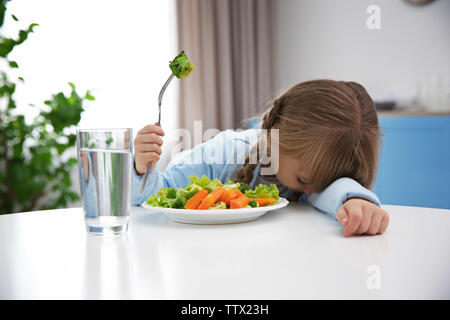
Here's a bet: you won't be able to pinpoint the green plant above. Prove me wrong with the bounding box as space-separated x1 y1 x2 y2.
0 0 94 214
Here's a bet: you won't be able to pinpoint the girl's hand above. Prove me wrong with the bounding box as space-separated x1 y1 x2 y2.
134 123 165 175
336 198 389 237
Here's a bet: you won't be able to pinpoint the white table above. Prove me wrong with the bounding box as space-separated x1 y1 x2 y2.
1 203 449 299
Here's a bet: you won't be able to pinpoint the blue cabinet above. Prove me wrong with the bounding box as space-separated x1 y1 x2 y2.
373 115 450 209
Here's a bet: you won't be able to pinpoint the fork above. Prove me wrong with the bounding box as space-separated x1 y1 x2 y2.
140 74 175 193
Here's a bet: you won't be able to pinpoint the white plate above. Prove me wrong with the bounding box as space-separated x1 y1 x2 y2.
141 197 289 225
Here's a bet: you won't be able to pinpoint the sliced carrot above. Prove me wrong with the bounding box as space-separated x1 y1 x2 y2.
218 189 238 204
210 186 226 202
197 187 225 210
248 197 276 206
184 189 208 209
230 195 250 209
218 189 229 202
235 190 244 197
197 195 215 210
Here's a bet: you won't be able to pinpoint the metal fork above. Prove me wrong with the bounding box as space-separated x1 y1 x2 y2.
140 74 175 193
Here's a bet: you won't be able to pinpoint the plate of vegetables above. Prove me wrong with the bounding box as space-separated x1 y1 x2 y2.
142 175 289 224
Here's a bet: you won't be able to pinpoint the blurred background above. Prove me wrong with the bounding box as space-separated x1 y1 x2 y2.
1 0 449 213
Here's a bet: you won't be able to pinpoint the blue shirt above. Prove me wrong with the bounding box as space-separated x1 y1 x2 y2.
131 128 381 221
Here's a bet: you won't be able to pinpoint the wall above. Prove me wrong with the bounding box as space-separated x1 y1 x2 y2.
273 0 450 110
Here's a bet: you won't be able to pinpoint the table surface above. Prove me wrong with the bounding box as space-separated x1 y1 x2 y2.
1 203 449 299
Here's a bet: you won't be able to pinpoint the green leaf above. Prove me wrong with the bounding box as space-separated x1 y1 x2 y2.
66 191 80 202
67 134 76 145
29 23 38 32
245 184 279 201
67 158 78 167
61 174 71 187
43 83 85 133
0 37 15 57
84 90 95 101
147 194 160 207
11 14 18 21
56 143 68 155
188 175 222 192
8 60 18 68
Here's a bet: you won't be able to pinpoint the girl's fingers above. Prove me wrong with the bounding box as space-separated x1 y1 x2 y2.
343 205 363 237
135 152 160 175
139 152 160 163
378 213 390 234
336 206 349 227
138 124 165 136
367 211 384 235
137 143 162 155
356 209 373 235
135 133 164 146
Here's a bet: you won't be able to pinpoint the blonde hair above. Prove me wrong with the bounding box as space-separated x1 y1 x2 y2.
233 79 382 192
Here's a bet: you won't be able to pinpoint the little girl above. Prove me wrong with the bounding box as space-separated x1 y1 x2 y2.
131 79 389 237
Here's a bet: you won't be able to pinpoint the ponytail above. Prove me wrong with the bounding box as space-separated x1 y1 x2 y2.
232 96 285 183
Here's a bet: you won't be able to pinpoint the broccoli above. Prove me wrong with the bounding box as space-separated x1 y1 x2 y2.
223 179 251 194
157 187 177 200
238 182 250 194
248 200 259 208
169 51 194 79
169 197 186 209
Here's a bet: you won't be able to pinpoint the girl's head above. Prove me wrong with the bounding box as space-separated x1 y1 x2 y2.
235 79 382 195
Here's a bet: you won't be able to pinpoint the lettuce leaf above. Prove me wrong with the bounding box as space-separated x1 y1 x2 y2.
223 178 240 190
188 175 222 192
244 184 279 201
147 187 186 208
147 194 160 207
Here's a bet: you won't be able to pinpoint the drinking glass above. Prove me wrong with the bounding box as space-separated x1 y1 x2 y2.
76 128 133 235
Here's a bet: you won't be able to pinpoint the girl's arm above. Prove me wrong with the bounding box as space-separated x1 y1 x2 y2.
131 141 222 206
299 177 381 221
131 130 254 206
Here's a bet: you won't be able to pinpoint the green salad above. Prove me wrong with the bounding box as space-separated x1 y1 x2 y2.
147 175 280 210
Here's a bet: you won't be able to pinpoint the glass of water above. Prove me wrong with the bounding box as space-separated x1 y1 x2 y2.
76 128 133 236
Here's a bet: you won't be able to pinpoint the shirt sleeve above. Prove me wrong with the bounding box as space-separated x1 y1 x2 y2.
301 177 381 221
